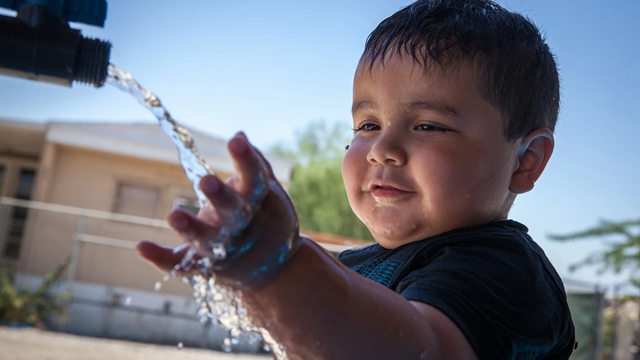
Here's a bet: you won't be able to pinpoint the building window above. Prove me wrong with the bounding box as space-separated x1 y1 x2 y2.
15 169 35 200
113 183 160 218
3 168 36 260
172 196 200 216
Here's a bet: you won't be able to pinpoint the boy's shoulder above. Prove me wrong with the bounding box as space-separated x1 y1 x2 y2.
338 220 575 359
337 220 548 293
338 220 559 292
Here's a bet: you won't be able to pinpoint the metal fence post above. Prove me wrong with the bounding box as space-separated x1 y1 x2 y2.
610 285 620 360
59 215 85 333
67 216 86 288
594 288 606 360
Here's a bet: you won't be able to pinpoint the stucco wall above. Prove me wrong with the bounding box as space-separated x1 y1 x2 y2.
16 143 231 296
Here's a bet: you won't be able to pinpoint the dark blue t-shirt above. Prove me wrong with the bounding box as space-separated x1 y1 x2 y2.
338 220 575 360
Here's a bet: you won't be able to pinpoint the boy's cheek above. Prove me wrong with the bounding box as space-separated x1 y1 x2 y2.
341 147 361 178
342 163 368 199
341 155 363 205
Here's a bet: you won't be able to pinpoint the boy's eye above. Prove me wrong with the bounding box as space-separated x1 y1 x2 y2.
416 124 449 132
353 123 380 132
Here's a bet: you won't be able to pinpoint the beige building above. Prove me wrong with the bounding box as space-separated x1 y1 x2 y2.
0 118 295 348
0 118 293 294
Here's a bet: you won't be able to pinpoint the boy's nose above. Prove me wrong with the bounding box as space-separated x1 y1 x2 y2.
366 131 407 166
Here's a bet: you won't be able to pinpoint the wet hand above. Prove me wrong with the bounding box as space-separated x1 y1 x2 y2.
138 132 300 289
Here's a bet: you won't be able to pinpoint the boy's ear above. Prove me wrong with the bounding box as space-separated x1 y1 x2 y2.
509 128 554 194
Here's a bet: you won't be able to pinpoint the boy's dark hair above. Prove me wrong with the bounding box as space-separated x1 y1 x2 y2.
363 0 559 141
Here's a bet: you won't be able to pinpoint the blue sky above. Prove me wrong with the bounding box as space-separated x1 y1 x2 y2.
1 0 639 290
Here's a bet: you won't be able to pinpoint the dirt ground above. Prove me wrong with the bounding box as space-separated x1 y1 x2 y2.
0 327 269 360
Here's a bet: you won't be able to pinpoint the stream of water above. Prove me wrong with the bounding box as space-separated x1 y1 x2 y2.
106 64 286 359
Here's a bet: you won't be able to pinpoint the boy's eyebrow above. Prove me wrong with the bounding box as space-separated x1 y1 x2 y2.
352 100 459 117
352 100 375 115
406 101 459 117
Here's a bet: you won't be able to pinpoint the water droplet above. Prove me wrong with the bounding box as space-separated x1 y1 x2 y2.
124 297 132 306
199 257 212 270
154 282 162 291
263 344 271 353
177 342 183 350
222 338 232 353
212 243 226 260
231 337 239 346
163 275 170 282
230 328 242 338
169 264 180 278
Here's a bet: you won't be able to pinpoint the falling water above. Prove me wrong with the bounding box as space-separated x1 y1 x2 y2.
106 64 286 359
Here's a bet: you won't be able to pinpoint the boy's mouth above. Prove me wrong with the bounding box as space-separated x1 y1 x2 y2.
373 184 396 190
367 180 412 198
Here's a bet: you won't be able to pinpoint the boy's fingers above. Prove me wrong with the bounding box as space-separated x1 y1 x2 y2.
249 140 277 181
137 240 187 273
200 175 251 231
227 132 270 204
197 205 221 225
168 208 225 256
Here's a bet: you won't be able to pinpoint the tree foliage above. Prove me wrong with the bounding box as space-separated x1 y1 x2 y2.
268 120 351 166
268 121 374 241
549 219 640 284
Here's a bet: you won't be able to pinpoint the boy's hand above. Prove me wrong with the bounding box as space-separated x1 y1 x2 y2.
137 132 300 289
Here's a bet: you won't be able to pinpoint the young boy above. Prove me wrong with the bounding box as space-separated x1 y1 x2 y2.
138 0 575 358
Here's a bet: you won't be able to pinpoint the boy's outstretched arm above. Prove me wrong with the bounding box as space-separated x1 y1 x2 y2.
138 133 478 360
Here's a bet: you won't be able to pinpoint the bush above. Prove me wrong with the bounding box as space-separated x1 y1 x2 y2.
0 260 71 328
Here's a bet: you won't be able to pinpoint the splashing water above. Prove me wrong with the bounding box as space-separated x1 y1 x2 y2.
106 65 219 266
107 64 286 359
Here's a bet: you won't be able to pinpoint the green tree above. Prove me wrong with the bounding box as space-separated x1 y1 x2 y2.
269 120 351 166
268 121 374 241
550 220 640 359
549 219 640 284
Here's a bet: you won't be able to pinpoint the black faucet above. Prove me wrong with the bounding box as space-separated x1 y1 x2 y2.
0 0 111 87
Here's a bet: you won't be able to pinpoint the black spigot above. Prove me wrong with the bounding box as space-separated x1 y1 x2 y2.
0 3 111 87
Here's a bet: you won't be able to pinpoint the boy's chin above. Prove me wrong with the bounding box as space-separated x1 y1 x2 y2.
370 226 429 249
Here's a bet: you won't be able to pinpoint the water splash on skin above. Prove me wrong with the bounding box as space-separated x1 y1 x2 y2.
107 64 286 359
373 197 397 207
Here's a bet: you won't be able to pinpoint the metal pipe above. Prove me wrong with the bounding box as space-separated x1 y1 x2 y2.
66 215 85 287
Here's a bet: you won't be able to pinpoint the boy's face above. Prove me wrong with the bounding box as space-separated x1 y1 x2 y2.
343 54 521 248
